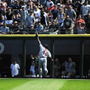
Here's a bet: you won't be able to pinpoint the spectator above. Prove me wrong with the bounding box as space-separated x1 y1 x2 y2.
1 0 7 11
61 57 76 78
13 12 21 25
6 8 13 25
13 0 20 9
12 21 20 34
26 11 35 28
50 21 58 34
68 0 75 9
41 8 48 26
20 6 28 27
0 13 5 24
85 12 90 34
47 11 52 22
35 22 44 33
29 25 35 34
40 0 46 5
30 54 35 63
51 5 59 21
76 14 85 34
34 6 41 22
0 2 5 11
74 6 80 19
57 3 61 10
35 12 40 22
75 1 82 16
63 15 73 34
25 4 30 13
66 5 76 21
54 58 60 78
10 60 20 77
13 0 20 15
47 21 52 30
44 5 48 13
65 0 70 7
48 3 54 12
30 61 36 77
36 1 42 8
58 8 65 33
0 21 10 34
76 23 85 34
81 1 90 19
47 0 54 8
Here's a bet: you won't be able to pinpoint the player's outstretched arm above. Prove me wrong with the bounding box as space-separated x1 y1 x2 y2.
36 32 41 45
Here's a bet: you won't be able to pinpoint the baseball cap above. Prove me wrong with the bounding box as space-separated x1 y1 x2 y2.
57 3 60 6
31 24 34 27
22 6 25 8
14 21 18 24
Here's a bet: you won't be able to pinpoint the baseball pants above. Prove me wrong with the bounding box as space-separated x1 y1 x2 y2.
39 58 48 78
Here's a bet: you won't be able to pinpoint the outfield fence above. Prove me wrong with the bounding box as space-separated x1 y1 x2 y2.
0 34 90 78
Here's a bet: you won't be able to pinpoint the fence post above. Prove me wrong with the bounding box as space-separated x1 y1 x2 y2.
80 39 84 78
22 39 26 77
51 39 55 78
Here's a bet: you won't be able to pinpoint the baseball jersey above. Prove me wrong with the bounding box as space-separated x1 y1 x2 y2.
39 44 51 58
10 63 20 76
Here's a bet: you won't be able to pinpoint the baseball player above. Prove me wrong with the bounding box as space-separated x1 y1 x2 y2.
36 33 52 78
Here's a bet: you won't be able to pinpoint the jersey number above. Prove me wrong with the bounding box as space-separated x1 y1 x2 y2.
42 50 48 56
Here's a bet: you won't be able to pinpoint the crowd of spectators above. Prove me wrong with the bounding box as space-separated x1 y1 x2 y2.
0 0 90 34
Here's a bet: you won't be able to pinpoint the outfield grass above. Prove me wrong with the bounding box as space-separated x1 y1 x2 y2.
0 78 90 90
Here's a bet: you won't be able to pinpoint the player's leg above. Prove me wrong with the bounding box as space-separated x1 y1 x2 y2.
43 58 48 77
39 58 43 78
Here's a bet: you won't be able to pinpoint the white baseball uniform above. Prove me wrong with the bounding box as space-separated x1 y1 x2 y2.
39 43 51 78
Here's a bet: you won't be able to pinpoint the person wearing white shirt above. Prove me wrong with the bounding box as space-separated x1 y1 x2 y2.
81 1 90 18
47 0 54 8
10 60 20 77
34 6 41 22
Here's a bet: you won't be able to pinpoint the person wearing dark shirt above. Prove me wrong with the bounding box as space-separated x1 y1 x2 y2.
63 15 73 34
6 8 13 25
85 12 90 34
13 1 20 15
50 21 59 34
12 21 20 34
41 8 47 26
51 5 59 20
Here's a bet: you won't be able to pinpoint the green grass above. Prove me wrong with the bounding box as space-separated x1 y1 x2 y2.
0 78 90 90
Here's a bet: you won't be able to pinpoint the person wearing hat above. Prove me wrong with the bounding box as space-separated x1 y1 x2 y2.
12 21 20 34
36 32 52 78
